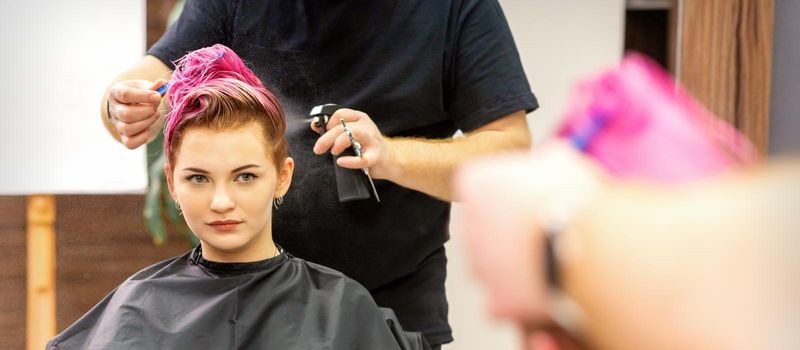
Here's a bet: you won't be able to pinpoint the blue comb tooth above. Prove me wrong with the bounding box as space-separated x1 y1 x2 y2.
211 51 225 62
155 82 170 96
569 113 609 151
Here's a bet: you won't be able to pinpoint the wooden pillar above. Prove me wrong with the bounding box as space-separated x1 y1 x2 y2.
26 195 56 350
676 0 774 154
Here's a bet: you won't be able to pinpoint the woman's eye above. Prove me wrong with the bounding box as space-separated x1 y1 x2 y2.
236 173 257 183
186 175 207 183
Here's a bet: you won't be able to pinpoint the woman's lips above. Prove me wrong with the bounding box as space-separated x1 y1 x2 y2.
208 220 242 232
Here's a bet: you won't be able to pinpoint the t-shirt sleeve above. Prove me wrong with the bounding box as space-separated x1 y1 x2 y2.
447 0 539 132
147 0 235 69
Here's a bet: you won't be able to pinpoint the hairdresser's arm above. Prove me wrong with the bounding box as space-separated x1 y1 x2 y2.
313 109 531 201
101 55 172 149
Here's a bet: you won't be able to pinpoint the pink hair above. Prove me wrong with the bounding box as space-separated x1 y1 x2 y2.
557 54 757 182
163 44 287 168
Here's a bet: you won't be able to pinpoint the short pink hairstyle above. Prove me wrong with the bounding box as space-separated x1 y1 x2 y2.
164 44 287 169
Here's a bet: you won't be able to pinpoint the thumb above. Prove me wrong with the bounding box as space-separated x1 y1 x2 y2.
148 79 168 101
149 79 166 91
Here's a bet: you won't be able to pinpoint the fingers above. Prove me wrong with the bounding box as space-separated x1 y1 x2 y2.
308 108 358 134
114 111 160 137
330 130 354 155
336 155 370 169
119 127 155 150
111 102 159 123
111 82 162 104
310 108 371 153
326 108 364 130
149 79 167 91
310 108 383 170
310 120 323 134
314 122 369 155
526 331 560 350
313 124 344 154
455 156 551 319
108 80 165 150
314 124 375 169
523 327 586 350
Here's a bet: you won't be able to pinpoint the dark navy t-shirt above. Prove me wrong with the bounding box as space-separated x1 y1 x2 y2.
149 0 537 345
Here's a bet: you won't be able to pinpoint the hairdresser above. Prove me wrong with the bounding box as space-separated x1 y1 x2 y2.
100 1 537 347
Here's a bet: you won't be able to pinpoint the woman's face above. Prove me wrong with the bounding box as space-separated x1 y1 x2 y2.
167 122 293 262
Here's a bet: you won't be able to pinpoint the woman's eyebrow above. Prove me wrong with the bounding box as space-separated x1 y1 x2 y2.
181 164 260 174
231 164 260 173
182 167 209 174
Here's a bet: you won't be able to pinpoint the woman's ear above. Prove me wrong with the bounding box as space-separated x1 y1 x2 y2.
276 157 294 197
164 161 178 202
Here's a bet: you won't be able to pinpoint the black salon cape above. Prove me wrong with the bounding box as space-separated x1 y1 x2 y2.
46 248 428 350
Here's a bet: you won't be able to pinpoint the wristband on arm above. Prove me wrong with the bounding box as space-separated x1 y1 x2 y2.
106 95 114 122
540 204 587 338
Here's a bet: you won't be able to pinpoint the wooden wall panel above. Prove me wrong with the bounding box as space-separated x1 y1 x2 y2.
0 197 28 350
736 0 774 154
678 0 774 153
0 195 190 350
679 0 741 126
55 195 190 332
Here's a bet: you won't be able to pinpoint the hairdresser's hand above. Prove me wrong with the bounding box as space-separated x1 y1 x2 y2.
107 79 165 149
454 141 605 333
523 326 584 350
311 108 395 179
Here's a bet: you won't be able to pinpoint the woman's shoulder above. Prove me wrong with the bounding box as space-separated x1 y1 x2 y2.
125 250 194 281
285 255 372 295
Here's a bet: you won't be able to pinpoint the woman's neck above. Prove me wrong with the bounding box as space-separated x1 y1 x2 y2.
200 233 278 263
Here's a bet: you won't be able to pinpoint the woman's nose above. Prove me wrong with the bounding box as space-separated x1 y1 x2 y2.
210 186 235 213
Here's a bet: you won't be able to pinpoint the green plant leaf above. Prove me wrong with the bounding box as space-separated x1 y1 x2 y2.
144 134 198 247
144 153 167 245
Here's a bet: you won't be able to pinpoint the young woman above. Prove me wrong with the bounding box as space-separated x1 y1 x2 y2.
47 44 427 350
